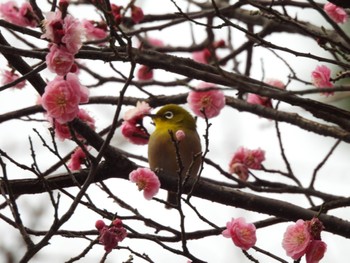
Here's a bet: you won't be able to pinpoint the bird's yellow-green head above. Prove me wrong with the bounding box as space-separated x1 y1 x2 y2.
150 104 197 131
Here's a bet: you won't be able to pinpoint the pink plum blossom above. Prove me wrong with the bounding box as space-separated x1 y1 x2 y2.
77 108 95 127
192 40 225 64
111 4 123 25
124 101 151 123
175 130 186 141
228 147 265 181
243 147 265 170
214 39 226 48
0 2 19 24
282 219 312 260
121 121 149 145
82 19 108 41
266 78 285 89
129 168 160 200
51 108 95 140
229 163 249 181
42 11 84 54
52 109 95 140
68 147 87 171
95 219 127 253
187 82 225 118
308 217 325 241
222 217 257 250
246 94 272 107
131 5 144 24
324 3 348 24
46 44 75 76
247 78 285 108
137 65 153 80
41 11 65 44
53 119 75 140
229 147 265 173
192 48 212 64
121 102 151 145
95 219 105 230
18 2 38 27
311 65 334 96
283 218 326 262
0 1 38 27
306 240 327 263
41 73 89 124
1 70 26 89
61 14 84 54
59 0 69 10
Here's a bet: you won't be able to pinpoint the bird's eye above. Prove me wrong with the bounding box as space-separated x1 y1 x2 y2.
164 111 174 119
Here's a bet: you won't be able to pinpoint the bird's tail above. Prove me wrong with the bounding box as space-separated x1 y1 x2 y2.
166 192 177 209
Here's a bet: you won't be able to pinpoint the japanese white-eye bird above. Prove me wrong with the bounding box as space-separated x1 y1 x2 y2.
147 104 202 208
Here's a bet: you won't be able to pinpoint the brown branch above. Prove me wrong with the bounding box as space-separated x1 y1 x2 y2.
2 163 350 238
2 43 350 131
326 0 350 9
0 31 46 95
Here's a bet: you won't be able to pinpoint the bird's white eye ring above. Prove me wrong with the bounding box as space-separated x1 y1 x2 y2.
164 111 174 119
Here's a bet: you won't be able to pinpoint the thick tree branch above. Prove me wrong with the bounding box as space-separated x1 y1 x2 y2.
1 161 350 239
2 44 350 130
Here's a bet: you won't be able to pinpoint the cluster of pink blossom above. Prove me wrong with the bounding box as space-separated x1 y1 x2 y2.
228 147 265 181
187 82 226 118
222 216 327 262
311 65 334 96
42 2 108 76
121 101 151 145
0 1 38 27
110 3 144 25
324 2 348 24
282 217 327 262
222 217 257 250
39 1 98 150
0 69 26 89
129 167 161 200
192 40 226 64
41 1 84 76
247 79 285 108
0 2 38 89
131 5 144 24
95 219 127 253
82 19 108 42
